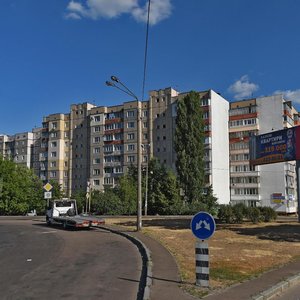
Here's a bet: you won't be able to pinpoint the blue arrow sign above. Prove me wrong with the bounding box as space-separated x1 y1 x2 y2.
190 211 216 240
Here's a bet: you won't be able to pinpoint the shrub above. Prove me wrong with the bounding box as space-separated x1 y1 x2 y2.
259 206 277 222
232 203 248 223
247 207 261 224
218 205 234 223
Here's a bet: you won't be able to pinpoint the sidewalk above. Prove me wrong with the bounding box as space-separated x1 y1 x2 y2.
105 225 300 300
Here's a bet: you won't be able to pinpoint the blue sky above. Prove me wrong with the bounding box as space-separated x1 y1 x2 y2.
1 0 300 135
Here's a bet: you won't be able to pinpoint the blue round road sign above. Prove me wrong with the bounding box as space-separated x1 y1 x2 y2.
190 211 216 240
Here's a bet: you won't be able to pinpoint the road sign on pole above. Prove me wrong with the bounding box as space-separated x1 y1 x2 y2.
191 211 216 287
190 211 216 240
43 183 53 192
44 191 52 199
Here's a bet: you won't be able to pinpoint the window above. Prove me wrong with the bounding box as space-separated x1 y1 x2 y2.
127 121 135 128
51 151 57 158
50 132 57 138
127 110 135 117
143 110 148 117
94 115 101 122
127 155 135 162
94 126 101 132
143 133 148 140
94 158 100 164
127 144 135 151
104 167 112 174
115 166 123 173
104 134 113 141
127 133 135 140
104 177 113 185
64 171 68 177
114 145 123 151
104 145 113 152
93 169 100 175
64 132 68 138
64 161 68 167
143 122 148 128
50 161 56 168
50 171 56 178
50 141 57 148
94 147 101 153
143 156 148 162
93 180 100 186
94 137 101 143
51 122 57 129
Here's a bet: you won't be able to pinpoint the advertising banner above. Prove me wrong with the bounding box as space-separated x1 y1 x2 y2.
250 126 300 166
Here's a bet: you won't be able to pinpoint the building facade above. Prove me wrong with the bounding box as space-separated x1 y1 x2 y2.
229 95 298 213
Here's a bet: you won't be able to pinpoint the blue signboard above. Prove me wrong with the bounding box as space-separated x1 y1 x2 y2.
250 126 300 166
190 211 216 240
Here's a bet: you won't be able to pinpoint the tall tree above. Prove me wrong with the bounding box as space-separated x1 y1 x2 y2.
0 156 45 215
174 91 206 203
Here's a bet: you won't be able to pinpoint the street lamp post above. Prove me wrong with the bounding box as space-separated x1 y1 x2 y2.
106 76 143 231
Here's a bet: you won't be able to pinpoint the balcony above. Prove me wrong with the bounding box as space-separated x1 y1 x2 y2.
104 161 123 167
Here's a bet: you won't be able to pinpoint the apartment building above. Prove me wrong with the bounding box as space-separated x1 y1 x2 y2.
150 88 230 205
0 132 34 168
229 94 298 213
89 100 150 191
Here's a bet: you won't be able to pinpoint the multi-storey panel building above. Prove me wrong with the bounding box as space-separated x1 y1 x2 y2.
0 132 34 168
229 95 298 213
149 88 230 204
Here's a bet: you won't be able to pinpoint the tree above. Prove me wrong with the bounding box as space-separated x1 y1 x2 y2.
147 159 182 215
0 156 45 215
114 175 136 215
49 179 65 199
174 91 206 203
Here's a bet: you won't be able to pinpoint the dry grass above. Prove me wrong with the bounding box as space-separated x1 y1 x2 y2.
105 216 300 293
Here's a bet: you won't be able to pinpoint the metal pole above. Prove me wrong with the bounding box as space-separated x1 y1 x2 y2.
296 160 300 223
145 161 148 216
137 102 142 230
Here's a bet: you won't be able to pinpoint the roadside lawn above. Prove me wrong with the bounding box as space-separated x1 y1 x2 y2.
105 216 300 297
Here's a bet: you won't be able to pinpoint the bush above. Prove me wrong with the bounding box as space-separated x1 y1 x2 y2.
247 207 261 223
259 206 277 222
232 203 248 223
218 205 234 223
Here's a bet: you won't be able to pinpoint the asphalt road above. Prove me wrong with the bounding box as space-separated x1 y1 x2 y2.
0 219 142 300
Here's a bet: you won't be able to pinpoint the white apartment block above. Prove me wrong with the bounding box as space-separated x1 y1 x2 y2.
137 88 229 204
229 95 298 213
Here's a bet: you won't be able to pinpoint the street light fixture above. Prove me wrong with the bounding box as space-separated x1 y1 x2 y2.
106 75 143 231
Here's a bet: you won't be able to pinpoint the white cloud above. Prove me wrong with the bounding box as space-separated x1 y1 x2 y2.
273 89 300 104
65 0 172 25
228 75 259 99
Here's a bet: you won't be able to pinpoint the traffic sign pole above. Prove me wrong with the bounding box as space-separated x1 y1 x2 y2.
195 240 209 287
191 211 216 288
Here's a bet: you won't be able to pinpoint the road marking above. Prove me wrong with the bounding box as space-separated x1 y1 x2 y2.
39 231 57 234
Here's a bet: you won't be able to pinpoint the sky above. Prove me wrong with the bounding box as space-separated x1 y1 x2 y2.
1 0 300 135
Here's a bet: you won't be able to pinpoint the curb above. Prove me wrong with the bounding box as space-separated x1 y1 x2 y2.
252 273 300 300
97 226 152 300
